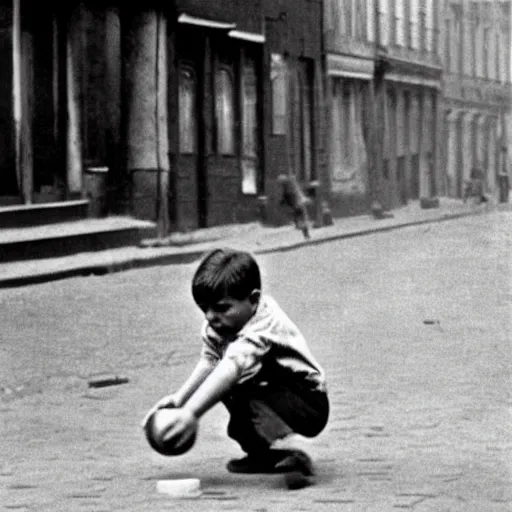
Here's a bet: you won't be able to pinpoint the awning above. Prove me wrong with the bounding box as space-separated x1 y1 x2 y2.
177 13 236 30
228 30 265 44
386 72 441 89
327 54 374 80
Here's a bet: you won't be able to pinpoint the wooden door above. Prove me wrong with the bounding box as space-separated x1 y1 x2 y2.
205 34 239 227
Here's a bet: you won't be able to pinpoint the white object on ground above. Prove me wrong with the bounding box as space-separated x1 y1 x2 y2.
156 478 201 498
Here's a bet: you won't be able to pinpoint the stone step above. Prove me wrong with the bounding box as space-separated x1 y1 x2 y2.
0 216 156 263
0 200 89 228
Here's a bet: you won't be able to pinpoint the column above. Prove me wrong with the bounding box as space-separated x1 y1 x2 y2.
445 110 458 197
417 88 428 198
67 4 84 194
123 7 170 223
485 117 497 195
431 88 440 197
461 111 473 186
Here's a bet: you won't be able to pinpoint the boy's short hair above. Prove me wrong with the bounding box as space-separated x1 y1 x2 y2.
192 248 261 307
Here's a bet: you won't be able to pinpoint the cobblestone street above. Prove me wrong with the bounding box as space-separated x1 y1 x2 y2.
1 211 511 511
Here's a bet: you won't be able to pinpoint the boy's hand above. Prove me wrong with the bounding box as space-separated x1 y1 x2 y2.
141 393 179 429
160 407 198 448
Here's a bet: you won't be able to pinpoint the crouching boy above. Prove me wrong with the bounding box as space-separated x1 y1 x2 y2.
142 248 329 487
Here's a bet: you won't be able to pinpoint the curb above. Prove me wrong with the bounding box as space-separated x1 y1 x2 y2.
254 208 486 256
0 205 498 289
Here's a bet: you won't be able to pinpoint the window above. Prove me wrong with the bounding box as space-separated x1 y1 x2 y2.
499 29 508 83
495 31 500 80
410 0 420 49
395 0 406 46
367 0 375 42
379 0 390 46
354 0 367 40
463 18 473 76
271 54 287 135
241 58 258 194
330 79 368 194
425 0 434 52
472 18 479 77
482 28 489 79
346 0 366 39
445 18 451 71
454 15 462 74
488 27 496 80
299 62 314 182
215 68 234 154
178 67 197 154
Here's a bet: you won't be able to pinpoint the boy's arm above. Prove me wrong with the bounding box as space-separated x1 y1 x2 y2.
182 358 240 418
173 358 217 407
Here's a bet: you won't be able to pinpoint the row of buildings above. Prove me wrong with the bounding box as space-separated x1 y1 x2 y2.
0 0 510 233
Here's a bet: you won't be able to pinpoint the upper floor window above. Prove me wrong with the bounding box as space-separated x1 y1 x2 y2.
215 68 235 154
353 0 367 40
271 54 287 135
178 67 197 154
395 0 406 46
366 0 375 41
379 0 390 46
452 13 462 74
488 27 497 80
425 0 434 52
475 22 484 78
495 31 501 80
444 18 451 71
410 0 420 49
498 29 508 83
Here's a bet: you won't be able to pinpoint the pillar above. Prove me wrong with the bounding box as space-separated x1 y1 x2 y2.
461 111 473 186
66 4 84 195
486 116 498 195
123 7 170 226
445 110 459 197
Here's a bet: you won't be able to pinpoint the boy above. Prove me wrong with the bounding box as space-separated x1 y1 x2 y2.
142 248 329 488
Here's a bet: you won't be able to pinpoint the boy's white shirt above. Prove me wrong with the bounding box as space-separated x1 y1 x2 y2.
200 294 326 391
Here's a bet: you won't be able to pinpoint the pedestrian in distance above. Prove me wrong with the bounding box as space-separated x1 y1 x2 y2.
463 166 488 204
277 174 312 239
142 248 329 489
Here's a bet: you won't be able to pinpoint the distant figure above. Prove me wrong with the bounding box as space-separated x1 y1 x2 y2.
277 174 311 239
464 167 487 204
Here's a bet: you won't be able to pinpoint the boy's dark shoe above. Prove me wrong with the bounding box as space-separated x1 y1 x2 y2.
274 450 316 490
226 449 296 474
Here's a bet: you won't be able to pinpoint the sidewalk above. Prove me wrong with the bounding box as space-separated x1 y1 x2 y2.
0 197 507 288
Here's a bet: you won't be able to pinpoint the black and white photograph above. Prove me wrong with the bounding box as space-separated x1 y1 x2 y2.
1 0 511 510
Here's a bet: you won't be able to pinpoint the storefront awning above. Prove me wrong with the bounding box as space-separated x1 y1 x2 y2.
228 30 265 44
177 13 236 30
386 72 441 89
327 54 374 80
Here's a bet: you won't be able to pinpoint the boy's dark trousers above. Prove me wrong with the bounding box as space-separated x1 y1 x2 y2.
222 369 329 454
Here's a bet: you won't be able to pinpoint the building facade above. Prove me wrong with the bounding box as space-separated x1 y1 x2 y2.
0 0 325 232
323 0 444 215
323 0 377 217
376 0 444 209
441 0 511 199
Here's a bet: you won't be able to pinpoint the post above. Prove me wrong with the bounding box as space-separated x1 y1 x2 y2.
155 8 170 237
124 7 170 227
67 5 84 196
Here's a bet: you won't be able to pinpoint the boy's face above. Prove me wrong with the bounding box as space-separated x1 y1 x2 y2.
201 290 260 337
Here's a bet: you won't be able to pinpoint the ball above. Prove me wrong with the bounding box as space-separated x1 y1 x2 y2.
144 408 197 456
